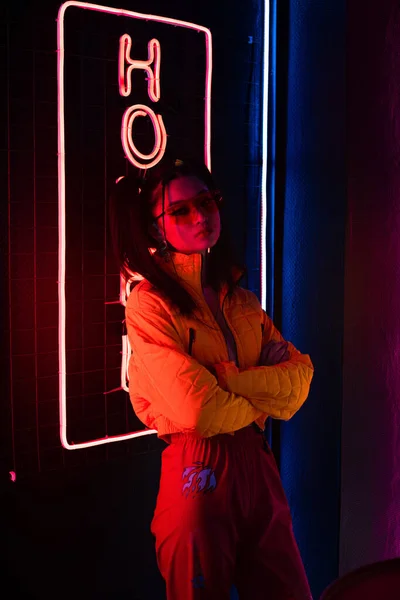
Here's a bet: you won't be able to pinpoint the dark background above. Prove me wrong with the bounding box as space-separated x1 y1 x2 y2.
2 0 400 599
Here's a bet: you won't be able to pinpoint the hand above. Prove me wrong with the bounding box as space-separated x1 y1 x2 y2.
259 340 290 366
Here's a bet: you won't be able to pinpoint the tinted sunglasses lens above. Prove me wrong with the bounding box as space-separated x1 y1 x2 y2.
165 194 218 223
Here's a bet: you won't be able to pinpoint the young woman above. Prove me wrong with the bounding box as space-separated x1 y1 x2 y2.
109 158 314 600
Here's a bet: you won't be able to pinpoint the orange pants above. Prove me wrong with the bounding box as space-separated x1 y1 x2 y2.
151 425 313 600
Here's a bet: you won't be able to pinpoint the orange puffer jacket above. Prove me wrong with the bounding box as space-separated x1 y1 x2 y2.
125 252 314 440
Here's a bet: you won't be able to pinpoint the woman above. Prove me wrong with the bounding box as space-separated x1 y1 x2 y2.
109 158 314 600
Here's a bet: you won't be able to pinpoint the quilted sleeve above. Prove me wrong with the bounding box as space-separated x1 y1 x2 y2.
214 311 314 421
125 289 264 437
260 308 308 363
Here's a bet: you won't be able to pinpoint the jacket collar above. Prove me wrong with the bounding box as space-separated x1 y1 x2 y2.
154 251 204 298
153 251 244 299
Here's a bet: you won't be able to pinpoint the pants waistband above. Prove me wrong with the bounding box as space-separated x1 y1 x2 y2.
168 422 266 445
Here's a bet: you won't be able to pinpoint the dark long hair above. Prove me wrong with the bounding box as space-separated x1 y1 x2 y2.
108 157 246 316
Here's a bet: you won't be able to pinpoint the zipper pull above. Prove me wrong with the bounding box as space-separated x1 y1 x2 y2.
188 328 196 356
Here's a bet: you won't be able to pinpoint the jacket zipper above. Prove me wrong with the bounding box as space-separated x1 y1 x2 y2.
188 304 236 364
200 255 238 364
220 293 239 365
198 288 234 364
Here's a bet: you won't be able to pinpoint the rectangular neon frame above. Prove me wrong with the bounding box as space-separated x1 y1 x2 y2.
57 1 212 449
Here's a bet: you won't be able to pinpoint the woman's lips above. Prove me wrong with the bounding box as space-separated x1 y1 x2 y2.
196 228 213 237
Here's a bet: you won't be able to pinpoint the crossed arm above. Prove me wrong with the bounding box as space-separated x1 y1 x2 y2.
126 292 314 436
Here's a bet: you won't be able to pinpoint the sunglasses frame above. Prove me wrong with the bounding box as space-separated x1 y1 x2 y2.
154 189 223 221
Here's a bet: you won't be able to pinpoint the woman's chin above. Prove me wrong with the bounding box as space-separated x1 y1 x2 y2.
197 232 219 249
195 240 217 253
175 233 219 254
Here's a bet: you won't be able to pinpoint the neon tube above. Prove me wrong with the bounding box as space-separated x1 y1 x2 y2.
119 34 161 102
121 104 167 168
261 0 270 311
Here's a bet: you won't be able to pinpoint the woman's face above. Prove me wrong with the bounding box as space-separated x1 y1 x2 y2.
151 175 221 255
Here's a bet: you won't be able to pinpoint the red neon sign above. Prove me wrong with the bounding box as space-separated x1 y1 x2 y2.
119 33 166 168
57 1 213 449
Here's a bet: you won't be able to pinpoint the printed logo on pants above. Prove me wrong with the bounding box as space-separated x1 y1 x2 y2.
182 462 217 498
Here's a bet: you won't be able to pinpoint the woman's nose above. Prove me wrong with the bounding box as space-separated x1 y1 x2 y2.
192 205 208 223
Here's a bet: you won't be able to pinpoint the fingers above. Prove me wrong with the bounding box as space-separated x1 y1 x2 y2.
259 341 290 365
261 340 287 356
274 346 289 363
262 341 288 358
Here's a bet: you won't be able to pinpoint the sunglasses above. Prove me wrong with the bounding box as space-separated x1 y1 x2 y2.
154 190 222 223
